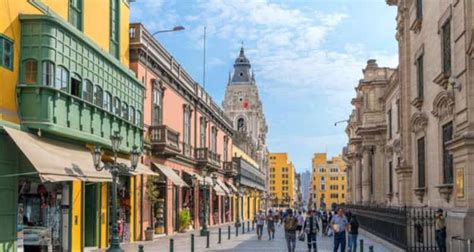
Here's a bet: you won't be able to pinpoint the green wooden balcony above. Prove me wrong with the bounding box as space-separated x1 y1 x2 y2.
17 14 144 150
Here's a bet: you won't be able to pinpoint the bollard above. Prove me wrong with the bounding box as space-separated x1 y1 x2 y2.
247 221 250 232
369 245 373 252
138 245 144 252
360 239 364 252
252 221 255 230
228 225 231 240
242 221 245 234
236 225 239 236
170 239 174 252
191 234 195 252
206 230 210 248
218 227 222 244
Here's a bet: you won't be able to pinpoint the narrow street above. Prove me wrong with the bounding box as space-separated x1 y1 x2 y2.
105 225 391 252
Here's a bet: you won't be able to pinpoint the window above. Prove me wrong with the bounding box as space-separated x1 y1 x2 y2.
387 109 392 139
342 185 345 190
69 0 82 30
55 66 68 91
416 54 424 98
442 19 451 75
94 85 103 107
388 161 393 193
24 60 38 84
129 106 135 123
223 136 228 161
114 97 121 116
136 110 142 126
0 36 13 70
211 127 218 152
200 117 207 147
342 193 345 199
417 137 425 188
109 0 120 58
183 105 191 145
82 80 93 102
122 102 128 119
70 73 81 97
104 92 112 112
442 122 453 184
237 118 246 132
416 0 422 20
152 87 162 125
396 99 401 131
320 184 325 191
41 61 54 86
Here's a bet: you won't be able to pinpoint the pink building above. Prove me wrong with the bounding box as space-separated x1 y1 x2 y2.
129 23 237 239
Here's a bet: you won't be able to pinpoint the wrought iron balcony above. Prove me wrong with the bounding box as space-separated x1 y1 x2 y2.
223 161 238 177
148 125 180 157
195 148 221 171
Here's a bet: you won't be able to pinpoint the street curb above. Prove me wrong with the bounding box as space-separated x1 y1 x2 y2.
359 228 404 252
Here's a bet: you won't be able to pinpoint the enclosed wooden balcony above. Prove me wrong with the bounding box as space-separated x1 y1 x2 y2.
195 148 221 171
223 161 238 177
148 125 181 157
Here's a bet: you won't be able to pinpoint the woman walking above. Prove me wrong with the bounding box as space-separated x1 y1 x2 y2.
348 215 359 252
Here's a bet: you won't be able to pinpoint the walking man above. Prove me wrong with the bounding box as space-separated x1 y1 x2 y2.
267 209 276 240
284 209 298 252
348 214 359 252
321 211 328 236
296 210 305 236
435 209 447 252
304 209 319 252
256 210 265 240
330 208 348 252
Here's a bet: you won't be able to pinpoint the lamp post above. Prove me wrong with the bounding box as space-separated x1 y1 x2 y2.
192 168 217 236
261 192 269 214
235 180 241 227
92 131 141 252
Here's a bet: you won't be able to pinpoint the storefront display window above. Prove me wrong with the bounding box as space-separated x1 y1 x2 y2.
111 176 131 243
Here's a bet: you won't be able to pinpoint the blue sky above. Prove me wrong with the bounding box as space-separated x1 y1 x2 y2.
130 0 398 173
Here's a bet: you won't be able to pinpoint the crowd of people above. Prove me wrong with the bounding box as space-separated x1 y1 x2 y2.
253 207 359 252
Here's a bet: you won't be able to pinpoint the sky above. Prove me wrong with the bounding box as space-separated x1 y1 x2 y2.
130 0 399 173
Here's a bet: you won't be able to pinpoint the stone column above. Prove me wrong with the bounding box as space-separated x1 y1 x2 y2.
346 166 352 203
355 157 362 204
362 146 372 205
373 144 385 203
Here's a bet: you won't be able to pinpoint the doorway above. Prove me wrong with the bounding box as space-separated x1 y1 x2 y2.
84 183 99 248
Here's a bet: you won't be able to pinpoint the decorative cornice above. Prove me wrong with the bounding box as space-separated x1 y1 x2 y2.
431 90 454 121
433 71 450 89
410 112 428 133
410 97 423 110
410 18 422 33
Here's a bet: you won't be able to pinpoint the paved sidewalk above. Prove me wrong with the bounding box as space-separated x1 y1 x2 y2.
95 224 392 251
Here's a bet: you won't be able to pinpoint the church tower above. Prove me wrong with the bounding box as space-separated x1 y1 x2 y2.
223 46 268 175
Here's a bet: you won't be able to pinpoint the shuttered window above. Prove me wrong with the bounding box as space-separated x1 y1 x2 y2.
442 122 453 184
416 54 424 98
442 20 451 75
417 137 425 187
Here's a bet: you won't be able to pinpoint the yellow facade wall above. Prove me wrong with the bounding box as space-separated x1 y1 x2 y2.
71 181 83 251
268 153 295 207
99 182 108 248
311 153 347 210
129 176 136 242
232 145 259 169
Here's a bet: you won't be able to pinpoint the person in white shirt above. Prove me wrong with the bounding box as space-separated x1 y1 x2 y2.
256 210 266 240
296 210 305 235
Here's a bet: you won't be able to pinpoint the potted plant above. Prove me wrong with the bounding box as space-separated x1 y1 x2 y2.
144 226 154 241
146 176 164 234
178 208 191 232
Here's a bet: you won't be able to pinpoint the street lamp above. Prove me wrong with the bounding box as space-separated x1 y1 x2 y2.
151 26 185 36
92 131 141 252
235 180 241 227
192 168 217 236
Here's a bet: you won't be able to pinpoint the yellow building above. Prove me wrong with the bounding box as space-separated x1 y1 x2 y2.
1 1 142 251
311 153 347 210
268 153 296 207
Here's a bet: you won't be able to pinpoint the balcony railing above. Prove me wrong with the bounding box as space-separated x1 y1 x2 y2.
223 161 238 177
182 142 194 159
148 125 180 157
195 148 221 170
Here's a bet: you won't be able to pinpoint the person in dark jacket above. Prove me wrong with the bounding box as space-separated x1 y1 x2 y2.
348 215 359 252
303 209 320 252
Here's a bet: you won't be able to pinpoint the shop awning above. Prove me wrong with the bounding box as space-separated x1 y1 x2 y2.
153 162 188 187
216 180 232 195
115 157 157 176
4 127 112 182
183 171 226 195
226 182 239 194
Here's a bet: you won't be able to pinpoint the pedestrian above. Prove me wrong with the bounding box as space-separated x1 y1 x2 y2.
256 210 265 240
321 211 328 236
348 214 359 252
435 209 447 252
330 208 348 252
267 209 276 240
284 209 298 252
296 210 305 236
303 209 319 252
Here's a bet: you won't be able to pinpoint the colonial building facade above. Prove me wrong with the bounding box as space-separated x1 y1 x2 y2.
345 0 474 243
311 153 347 210
268 153 296 207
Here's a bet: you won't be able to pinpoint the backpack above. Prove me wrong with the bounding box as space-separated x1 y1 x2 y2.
284 216 298 231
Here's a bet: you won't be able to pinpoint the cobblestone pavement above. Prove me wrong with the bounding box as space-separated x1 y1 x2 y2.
95 223 392 252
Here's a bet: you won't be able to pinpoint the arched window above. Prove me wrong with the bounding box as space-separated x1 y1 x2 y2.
94 85 103 107
122 102 128 119
114 97 121 115
237 118 246 132
55 66 68 91
70 73 81 97
42 61 54 86
129 106 135 123
82 79 93 102
103 91 112 112
136 110 142 126
24 59 38 84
